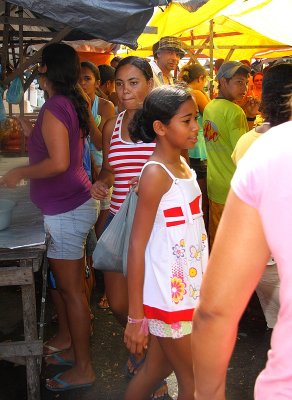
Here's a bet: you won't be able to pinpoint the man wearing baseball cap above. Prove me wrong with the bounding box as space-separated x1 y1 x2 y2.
203 60 251 247
149 36 185 87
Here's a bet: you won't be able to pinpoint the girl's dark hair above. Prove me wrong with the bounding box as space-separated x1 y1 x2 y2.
260 63 292 127
181 64 207 84
80 61 100 81
41 43 90 136
98 64 115 85
129 85 192 143
115 56 153 81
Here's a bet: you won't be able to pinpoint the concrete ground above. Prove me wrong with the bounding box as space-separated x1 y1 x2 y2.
0 273 272 400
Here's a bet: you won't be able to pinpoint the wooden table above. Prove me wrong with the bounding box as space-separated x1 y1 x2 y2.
0 156 47 400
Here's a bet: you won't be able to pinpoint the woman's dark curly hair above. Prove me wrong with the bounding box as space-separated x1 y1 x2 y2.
129 85 192 143
41 43 90 136
261 63 292 127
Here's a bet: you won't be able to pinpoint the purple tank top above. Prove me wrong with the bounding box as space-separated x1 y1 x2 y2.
28 95 91 215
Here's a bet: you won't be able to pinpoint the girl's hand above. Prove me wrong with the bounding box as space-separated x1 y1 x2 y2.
0 168 23 188
124 322 149 355
129 176 139 192
90 180 109 200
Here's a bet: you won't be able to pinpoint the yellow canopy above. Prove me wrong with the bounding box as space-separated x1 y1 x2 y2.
123 0 292 61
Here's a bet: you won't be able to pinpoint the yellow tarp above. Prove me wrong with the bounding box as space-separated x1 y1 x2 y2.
123 0 292 60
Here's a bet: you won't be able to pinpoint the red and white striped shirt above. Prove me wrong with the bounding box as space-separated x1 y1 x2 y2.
108 111 156 214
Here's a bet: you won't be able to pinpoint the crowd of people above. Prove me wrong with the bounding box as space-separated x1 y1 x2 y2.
0 37 291 399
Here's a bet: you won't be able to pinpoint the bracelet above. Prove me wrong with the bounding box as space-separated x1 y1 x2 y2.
247 116 256 121
127 316 149 335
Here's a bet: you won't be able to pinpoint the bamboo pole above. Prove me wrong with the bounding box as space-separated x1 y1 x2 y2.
1 2 10 82
18 6 26 155
209 19 214 99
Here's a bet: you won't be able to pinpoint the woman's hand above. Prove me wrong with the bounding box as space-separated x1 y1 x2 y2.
124 322 149 355
90 180 109 200
18 116 33 137
0 168 23 188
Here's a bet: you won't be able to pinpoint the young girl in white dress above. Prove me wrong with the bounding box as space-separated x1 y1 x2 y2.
124 85 208 399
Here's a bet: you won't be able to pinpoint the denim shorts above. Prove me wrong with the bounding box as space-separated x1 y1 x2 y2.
44 198 99 260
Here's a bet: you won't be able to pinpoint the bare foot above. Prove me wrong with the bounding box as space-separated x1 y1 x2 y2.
97 295 109 309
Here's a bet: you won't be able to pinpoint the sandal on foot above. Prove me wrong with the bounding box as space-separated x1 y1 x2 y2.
43 343 70 356
126 353 146 379
151 379 171 400
44 353 74 367
45 372 94 392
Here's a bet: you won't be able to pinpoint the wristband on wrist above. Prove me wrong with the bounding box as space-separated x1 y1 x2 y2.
127 316 149 335
247 116 256 121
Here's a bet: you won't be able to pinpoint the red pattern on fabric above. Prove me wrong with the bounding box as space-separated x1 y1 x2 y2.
166 220 186 227
189 195 201 214
163 206 184 218
144 304 195 323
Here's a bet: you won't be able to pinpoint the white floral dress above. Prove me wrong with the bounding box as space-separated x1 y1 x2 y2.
142 160 208 338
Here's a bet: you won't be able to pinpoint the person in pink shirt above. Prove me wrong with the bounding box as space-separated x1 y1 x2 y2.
192 95 292 399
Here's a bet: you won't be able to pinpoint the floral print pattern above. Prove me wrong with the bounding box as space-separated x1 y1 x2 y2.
172 243 186 258
171 276 186 303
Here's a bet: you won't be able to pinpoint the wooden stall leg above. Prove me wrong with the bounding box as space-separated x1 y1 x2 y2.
21 266 40 400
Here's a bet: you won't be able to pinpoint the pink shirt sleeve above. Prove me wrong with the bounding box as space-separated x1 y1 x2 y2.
231 143 263 210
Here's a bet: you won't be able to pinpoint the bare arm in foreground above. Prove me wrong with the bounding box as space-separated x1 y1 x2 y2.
192 189 270 400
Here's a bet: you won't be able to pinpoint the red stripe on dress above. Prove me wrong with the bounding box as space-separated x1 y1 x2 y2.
144 305 195 323
114 185 132 190
189 195 201 215
109 155 150 162
109 146 155 153
109 112 155 214
115 173 141 180
110 203 120 212
166 220 186 227
163 206 184 218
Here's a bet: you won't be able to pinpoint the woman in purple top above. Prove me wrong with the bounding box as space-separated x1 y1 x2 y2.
0 43 98 390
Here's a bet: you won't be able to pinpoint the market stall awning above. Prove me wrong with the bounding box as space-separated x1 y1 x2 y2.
8 0 167 49
125 0 292 60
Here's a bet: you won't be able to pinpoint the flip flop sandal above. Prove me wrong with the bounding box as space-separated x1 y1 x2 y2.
43 341 71 356
151 379 172 400
45 372 94 392
44 353 74 367
126 353 146 379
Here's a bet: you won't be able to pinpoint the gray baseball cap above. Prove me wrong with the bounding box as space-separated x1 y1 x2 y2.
216 61 250 80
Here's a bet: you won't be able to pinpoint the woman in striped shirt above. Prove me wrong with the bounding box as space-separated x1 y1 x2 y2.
91 56 155 324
